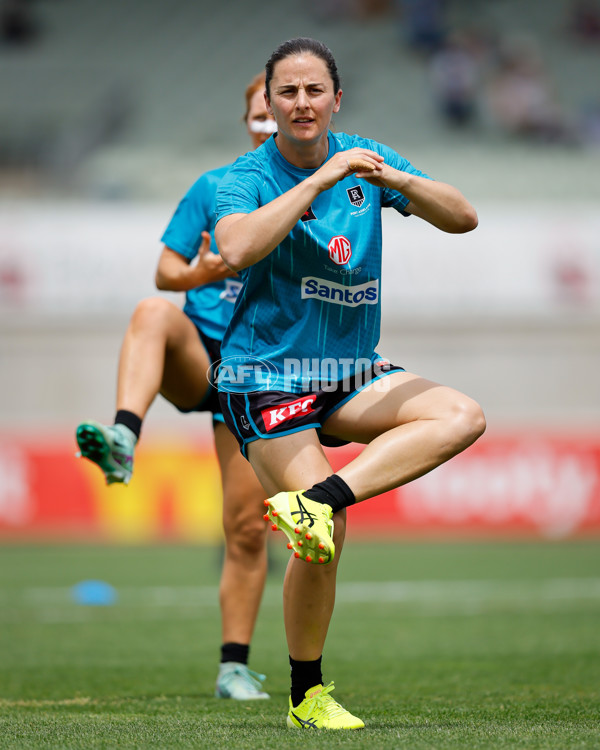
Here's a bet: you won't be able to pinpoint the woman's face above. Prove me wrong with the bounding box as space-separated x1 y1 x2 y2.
266 53 342 149
246 88 276 149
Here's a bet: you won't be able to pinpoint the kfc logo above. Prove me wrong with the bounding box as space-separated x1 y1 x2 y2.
328 235 352 265
261 394 317 431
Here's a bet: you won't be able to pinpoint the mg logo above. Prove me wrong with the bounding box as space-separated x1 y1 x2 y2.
328 235 352 265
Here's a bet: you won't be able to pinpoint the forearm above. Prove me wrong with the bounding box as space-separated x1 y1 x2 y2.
389 171 478 233
156 262 211 292
155 246 232 292
216 176 323 271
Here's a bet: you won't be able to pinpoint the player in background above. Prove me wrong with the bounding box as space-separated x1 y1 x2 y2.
215 38 485 728
76 73 278 701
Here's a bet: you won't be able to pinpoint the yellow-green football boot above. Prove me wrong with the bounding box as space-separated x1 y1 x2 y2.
263 491 334 564
287 682 364 730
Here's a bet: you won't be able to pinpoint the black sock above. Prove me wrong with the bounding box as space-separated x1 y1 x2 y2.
303 474 356 514
114 409 142 440
221 642 249 665
290 655 323 707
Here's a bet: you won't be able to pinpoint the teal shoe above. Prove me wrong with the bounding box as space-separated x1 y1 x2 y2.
76 421 135 485
215 662 270 700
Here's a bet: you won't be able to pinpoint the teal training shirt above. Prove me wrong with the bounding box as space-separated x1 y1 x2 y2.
215 131 430 393
161 164 242 341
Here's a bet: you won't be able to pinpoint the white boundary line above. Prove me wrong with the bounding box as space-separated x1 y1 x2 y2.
0 577 598 621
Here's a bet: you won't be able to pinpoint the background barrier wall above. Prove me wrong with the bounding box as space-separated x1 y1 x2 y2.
2 201 599 432
2 201 599 317
1 430 599 542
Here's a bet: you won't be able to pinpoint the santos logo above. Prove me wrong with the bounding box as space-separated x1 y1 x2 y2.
301 276 379 307
219 279 242 303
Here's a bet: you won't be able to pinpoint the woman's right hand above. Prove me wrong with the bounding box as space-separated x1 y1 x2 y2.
311 148 384 191
156 233 236 292
194 232 236 284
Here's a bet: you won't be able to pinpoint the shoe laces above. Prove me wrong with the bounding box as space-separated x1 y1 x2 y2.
109 426 134 467
307 682 347 719
305 496 334 531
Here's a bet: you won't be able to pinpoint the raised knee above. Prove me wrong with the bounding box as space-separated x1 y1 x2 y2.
452 397 486 447
130 297 179 331
132 297 172 321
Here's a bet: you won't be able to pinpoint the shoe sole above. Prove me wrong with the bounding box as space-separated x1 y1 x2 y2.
215 688 270 700
76 422 130 485
287 714 365 729
263 494 334 564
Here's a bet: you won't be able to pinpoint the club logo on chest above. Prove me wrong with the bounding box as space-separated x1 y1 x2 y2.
347 185 365 207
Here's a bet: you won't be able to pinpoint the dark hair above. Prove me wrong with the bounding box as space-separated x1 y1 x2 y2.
265 37 341 97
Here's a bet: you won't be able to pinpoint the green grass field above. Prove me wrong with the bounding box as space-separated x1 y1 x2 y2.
1 540 599 749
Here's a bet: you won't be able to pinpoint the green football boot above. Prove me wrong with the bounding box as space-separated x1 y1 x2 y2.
76 420 136 485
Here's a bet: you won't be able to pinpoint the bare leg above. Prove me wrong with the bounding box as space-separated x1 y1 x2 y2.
214 422 269 646
116 297 211 417
247 432 345 660
282 513 346 660
245 374 484 660
323 371 486 501
76 297 213 485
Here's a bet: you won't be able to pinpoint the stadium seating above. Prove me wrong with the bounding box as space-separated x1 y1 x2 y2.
0 0 598 199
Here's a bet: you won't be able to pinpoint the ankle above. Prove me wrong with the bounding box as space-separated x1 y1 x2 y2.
303 475 355 513
221 642 249 665
114 409 142 440
290 655 323 706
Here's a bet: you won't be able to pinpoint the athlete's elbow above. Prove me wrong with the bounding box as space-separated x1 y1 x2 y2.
463 206 478 232
224 256 246 273
218 244 246 273
215 227 243 272
216 234 260 272
447 205 478 234
154 270 168 290
459 204 478 232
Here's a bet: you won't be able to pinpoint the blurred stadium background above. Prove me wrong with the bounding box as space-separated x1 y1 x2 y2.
1 0 599 542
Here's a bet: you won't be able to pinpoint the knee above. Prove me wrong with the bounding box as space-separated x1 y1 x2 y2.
450 396 486 449
223 503 268 559
225 524 267 560
332 508 347 548
130 297 174 332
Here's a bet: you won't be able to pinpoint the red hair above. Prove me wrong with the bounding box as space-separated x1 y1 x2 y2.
243 72 267 122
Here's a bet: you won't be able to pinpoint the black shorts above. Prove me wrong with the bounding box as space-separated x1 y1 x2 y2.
219 361 404 456
174 327 223 418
